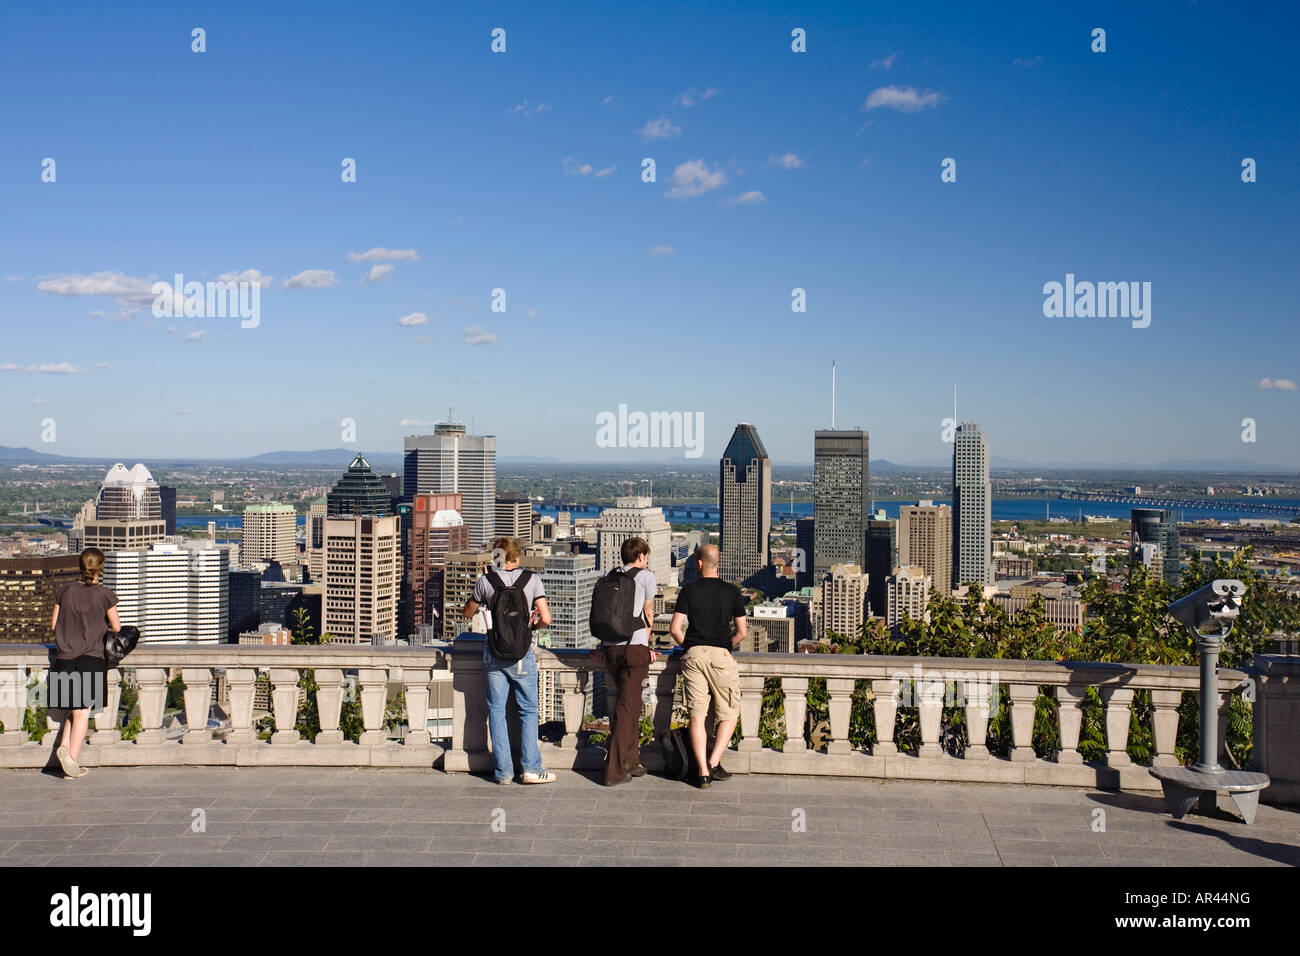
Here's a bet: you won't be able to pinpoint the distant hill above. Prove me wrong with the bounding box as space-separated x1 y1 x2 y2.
0 445 86 463
238 449 402 468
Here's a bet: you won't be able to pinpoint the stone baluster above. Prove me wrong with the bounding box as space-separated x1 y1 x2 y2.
268 668 301 744
782 677 809 754
826 677 855 755
91 668 123 746
917 672 945 758
135 668 169 745
1149 689 1183 767
871 677 900 756
0 668 28 746
961 675 994 760
737 674 765 752
1099 686 1133 766
1055 684 1088 764
226 669 257 745
357 667 388 747
181 667 214 744
1007 683 1039 762
315 668 346 745
403 666 433 747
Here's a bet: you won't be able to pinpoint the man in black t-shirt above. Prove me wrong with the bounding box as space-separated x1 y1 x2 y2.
669 544 747 788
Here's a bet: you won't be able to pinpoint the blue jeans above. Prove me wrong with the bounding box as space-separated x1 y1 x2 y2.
483 646 543 782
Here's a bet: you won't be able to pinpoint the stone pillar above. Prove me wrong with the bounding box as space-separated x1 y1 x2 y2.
826 677 855 755
269 668 301 745
1099 686 1133 766
917 673 945 758
652 663 677 744
357 667 388 747
135 667 169 745
736 674 764 752
1149 689 1183 768
181 667 214 744
226 668 257 745
403 667 433 747
962 676 993 760
782 677 808 754
90 668 123 745
871 677 900 756
315 668 346 745
446 636 487 772
1252 654 1300 805
1007 683 1039 763
0 667 28 746
1055 684 1088 765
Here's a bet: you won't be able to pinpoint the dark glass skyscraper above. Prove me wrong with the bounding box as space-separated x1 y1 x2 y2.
719 424 771 589
813 429 870 579
795 517 815 590
159 484 177 535
1130 508 1181 585
865 518 897 618
327 454 393 517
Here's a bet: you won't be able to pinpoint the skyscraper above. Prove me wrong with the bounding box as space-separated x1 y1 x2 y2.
159 485 177 535
813 429 869 579
409 493 469 632
819 564 869 640
886 566 932 628
597 496 672 584
719 423 771 589
495 496 533 544
323 514 399 644
404 421 497 547
304 497 327 583
83 463 167 551
103 544 229 644
327 455 393 517
241 503 298 566
0 555 81 643
794 516 815 590
1130 508 1181 585
899 501 952 598
952 423 992 588
865 517 898 618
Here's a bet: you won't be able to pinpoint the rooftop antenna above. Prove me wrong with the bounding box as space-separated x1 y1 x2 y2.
831 362 836 429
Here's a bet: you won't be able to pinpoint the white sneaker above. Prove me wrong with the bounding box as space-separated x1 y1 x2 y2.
56 746 80 778
519 771 556 785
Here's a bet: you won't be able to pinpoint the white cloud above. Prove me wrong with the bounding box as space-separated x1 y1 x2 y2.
863 85 946 112
1013 55 1043 68
601 95 616 109
674 87 722 108
217 268 274 288
766 153 803 170
361 263 395 284
92 362 112 369
37 271 157 308
1257 378 1297 391
724 190 766 206
858 157 872 168
649 245 676 256
397 312 428 327
563 157 594 176
639 116 682 141
347 248 419 263
283 269 338 289
869 53 899 70
401 418 438 426
185 331 207 342
594 165 616 177
89 307 139 322
512 100 550 120
665 159 727 199
0 362 78 374
166 326 177 334
464 324 498 346
27 397 48 404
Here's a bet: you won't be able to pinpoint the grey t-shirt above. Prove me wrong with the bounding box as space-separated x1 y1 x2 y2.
53 581 118 660
471 567 546 634
605 566 656 647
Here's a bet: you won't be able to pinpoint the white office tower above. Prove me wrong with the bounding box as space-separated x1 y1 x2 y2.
103 544 229 644
819 564 869 641
597 496 673 585
886 565 932 627
899 501 953 597
242 503 298 565
403 422 496 547
952 422 993 588
536 551 602 721
324 515 400 644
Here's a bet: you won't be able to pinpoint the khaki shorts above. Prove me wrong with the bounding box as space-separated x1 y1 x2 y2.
681 645 740 722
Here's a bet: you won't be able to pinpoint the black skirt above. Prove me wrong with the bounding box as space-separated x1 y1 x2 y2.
47 655 107 711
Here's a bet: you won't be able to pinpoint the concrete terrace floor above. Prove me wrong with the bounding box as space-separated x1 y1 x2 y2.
1 767 1297 867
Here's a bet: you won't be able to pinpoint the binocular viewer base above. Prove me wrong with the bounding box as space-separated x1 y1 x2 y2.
1150 766 1270 825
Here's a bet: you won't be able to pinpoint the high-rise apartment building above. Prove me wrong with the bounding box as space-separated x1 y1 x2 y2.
813 429 869 578
719 424 771 589
241 503 298 566
409 494 469 632
865 518 898 618
495 496 533 544
952 423 992 588
323 515 399 644
1130 508 1181 585
0 555 81 643
537 551 600 651
819 564 869 640
597 496 672 584
441 550 495 641
886 565 932 628
103 544 229 644
326 455 393 518
83 463 167 551
403 422 496 547
899 501 952 598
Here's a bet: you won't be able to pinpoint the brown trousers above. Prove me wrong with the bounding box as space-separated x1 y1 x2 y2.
602 644 651 784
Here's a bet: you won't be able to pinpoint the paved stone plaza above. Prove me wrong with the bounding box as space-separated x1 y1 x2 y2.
1 767 1297 867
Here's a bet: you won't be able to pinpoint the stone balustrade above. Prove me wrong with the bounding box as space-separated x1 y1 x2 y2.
0 638 1286 804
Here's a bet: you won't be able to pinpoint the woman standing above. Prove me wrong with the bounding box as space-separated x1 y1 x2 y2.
49 547 120 779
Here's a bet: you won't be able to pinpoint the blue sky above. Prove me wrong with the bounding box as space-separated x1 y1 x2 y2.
1 1 1297 467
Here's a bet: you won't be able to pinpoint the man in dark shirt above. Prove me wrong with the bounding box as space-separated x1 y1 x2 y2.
669 543 747 788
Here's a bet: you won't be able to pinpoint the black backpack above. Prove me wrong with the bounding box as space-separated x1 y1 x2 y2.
485 570 535 662
589 567 647 643
659 727 698 781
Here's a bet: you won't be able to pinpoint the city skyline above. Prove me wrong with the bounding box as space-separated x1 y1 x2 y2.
2 3 1297 469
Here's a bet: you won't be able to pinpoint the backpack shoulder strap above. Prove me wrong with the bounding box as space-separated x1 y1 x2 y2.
513 569 533 589
485 570 505 596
